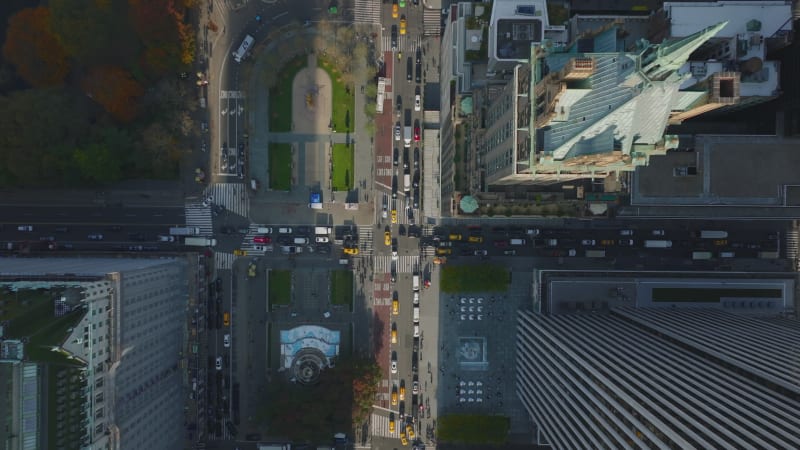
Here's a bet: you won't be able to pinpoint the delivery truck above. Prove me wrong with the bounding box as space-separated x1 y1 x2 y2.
693 230 728 239
692 251 713 260
404 172 411 193
232 34 254 63
644 240 672 248
403 126 412 148
185 237 217 247
315 227 332 235
170 226 201 236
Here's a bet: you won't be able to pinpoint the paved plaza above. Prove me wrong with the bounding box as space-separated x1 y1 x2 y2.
434 271 534 439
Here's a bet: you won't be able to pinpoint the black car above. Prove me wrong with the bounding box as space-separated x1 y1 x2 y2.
403 147 409 169
396 95 402 113
408 226 421 238
413 147 420 168
219 226 235 234
316 243 331 254
416 47 422 64
391 25 398 50
413 170 420 188
415 63 422 83
407 57 413 81
297 226 311 235
215 278 222 293
393 148 399 166
392 174 398 198
128 233 146 241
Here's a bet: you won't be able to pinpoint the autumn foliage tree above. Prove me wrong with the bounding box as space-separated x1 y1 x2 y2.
2 7 70 87
81 66 144 123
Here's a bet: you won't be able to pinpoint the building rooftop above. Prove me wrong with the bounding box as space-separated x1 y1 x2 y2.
665 1 793 40
488 0 567 72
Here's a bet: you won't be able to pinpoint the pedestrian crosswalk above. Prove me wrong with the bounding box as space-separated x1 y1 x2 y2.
239 224 272 256
184 202 214 236
354 0 381 24
381 34 422 53
423 8 442 36
215 252 235 270
371 412 401 439
785 229 798 261
374 255 420 273
357 226 374 256
204 183 249 218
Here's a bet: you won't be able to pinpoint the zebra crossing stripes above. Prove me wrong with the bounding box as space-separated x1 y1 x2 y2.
421 246 435 257
353 0 381 24
356 226 374 256
371 412 400 439
184 202 214 236
374 255 420 273
785 229 798 261
215 252 235 270
204 183 249 218
423 8 442 36
381 34 422 53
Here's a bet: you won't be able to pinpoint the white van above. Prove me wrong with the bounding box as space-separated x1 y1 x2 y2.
257 227 272 234
413 292 419 305
413 324 420 337
510 238 527 246
314 226 332 235
412 274 420 291
293 237 309 244
413 306 420 323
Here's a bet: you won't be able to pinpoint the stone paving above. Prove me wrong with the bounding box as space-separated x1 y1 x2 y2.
435 271 534 439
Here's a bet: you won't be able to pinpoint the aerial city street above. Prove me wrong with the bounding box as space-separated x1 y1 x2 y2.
1 0 800 449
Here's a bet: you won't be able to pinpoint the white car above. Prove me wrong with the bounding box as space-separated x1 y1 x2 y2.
315 236 330 243
391 360 398 374
581 239 596 246
414 94 421 111
17 225 33 232
394 125 401 141
158 235 175 242
412 381 419 395
215 356 223 370
652 229 666 236
223 334 230 348
278 227 292 234
619 229 634 236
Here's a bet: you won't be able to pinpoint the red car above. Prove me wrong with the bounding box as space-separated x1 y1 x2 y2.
253 235 271 244
493 239 509 248
414 126 420 142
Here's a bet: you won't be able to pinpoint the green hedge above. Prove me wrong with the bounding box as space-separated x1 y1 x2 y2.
438 414 510 445
440 264 510 293
269 270 292 306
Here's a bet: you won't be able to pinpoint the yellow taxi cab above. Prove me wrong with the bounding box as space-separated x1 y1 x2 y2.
389 416 395 433
392 298 399 315
344 247 359 255
449 233 462 241
400 17 407 35
433 256 446 265
406 424 415 439
233 249 247 256
392 3 399 18
436 248 452 256
391 209 398 224
391 386 398 405
223 312 230 326
399 384 406 400
467 235 483 243
385 228 392 246
391 323 398 343
400 432 408 445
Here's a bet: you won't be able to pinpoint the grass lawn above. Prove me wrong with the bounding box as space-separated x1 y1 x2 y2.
269 143 292 190
317 56 354 133
269 270 292 307
331 143 354 191
438 414 510 445
441 264 510 293
330 270 353 310
269 55 307 132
